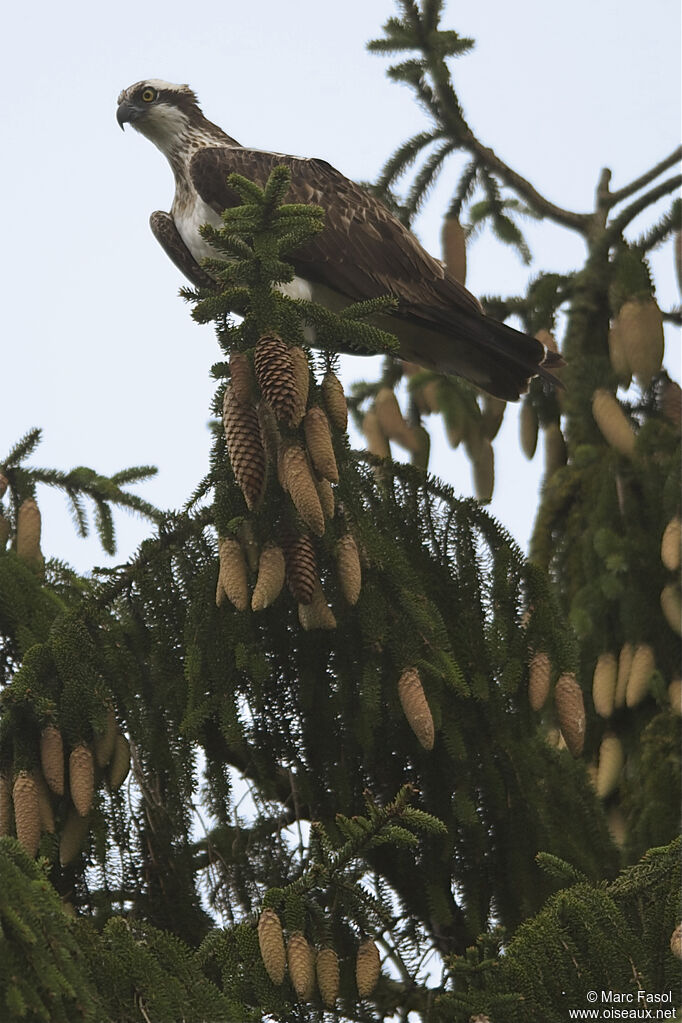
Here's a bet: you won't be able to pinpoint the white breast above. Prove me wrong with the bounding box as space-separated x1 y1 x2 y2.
173 194 224 265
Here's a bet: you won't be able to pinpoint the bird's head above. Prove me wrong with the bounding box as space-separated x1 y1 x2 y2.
116 80 202 154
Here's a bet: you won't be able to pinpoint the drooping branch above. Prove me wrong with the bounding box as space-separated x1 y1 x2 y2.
607 146 682 206
602 173 682 249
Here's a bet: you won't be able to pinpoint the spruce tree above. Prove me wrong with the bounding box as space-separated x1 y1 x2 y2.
1 3 680 1020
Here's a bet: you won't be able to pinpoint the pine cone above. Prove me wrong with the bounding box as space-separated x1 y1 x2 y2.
34 772 55 834
544 422 567 474
356 938 381 998
375 388 417 452
321 371 348 431
222 384 267 510
251 544 286 611
298 580 337 631
614 642 633 709
254 334 299 427
398 667 435 750
608 321 631 387
16 497 43 571
316 947 339 1008
441 214 466 284
94 704 118 769
284 532 317 604
229 351 255 405
520 399 538 460
109 733 131 790
592 389 636 457
661 584 682 635
0 774 11 837
596 733 624 798
470 435 494 502
362 408 391 459
669 678 682 716
554 672 585 757
411 422 431 470
626 643 655 707
59 806 90 867
615 298 664 386
40 724 65 795
218 536 249 612
481 395 506 440
304 407 339 483
287 932 315 1000
528 651 551 711
592 653 618 718
258 908 286 985
13 771 41 857
316 477 335 520
69 744 94 817
336 534 362 605
661 517 681 573
281 443 325 536
290 346 310 426
671 924 682 962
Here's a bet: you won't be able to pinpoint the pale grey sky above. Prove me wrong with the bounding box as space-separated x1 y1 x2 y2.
1 0 680 572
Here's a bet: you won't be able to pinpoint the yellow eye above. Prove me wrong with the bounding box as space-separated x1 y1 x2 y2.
141 87 156 102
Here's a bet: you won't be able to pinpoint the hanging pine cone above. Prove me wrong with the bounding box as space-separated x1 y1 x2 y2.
34 772 55 834
316 947 339 1008
375 387 418 452
13 771 41 857
592 389 636 457
321 371 348 431
254 334 299 427
280 443 325 536
258 908 286 985
316 477 335 520
528 651 551 711
592 653 618 718
554 672 585 757
336 533 362 605
625 643 655 707
669 678 682 716
59 806 90 867
229 351 255 405
16 497 43 571
671 924 682 962
304 407 338 483
218 536 249 612
284 532 317 604
520 399 538 460
661 584 682 635
40 724 65 795
222 384 267 510
441 214 466 283
69 744 94 817
94 704 118 769
362 408 391 459
544 422 567 475
251 544 286 611
615 298 664 386
608 321 632 387
290 346 310 427
0 774 11 837
109 733 131 790
596 733 624 798
356 938 381 998
470 435 494 502
614 643 633 709
287 932 315 1000
661 517 681 573
411 422 431 470
398 667 435 750
481 395 506 440
298 581 337 631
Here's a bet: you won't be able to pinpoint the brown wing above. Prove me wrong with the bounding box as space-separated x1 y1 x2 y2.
188 147 482 317
150 210 216 290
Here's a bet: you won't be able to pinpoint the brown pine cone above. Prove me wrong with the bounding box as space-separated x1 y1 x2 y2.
528 651 551 712
254 334 299 427
441 214 466 284
40 724 65 795
298 581 337 630
229 351 255 405
69 745 94 817
94 704 118 769
321 371 348 431
222 384 267 510
13 771 41 857
398 667 434 750
615 298 664 386
218 536 249 612
592 653 617 718
316 477 335 520
16 498 43 571
284 532 317 605
280 443 325 536
252 544 286 611
592 390 636 457
356 938 381 998
336 533 362 605
520 399 538 460
625 643 655 707
316 947 340 1008
554 673 585 757
287 932 315 1000
258 908 286 985
362 408 391 459
374 387 417 452
304 407 339 483
290 346 310 427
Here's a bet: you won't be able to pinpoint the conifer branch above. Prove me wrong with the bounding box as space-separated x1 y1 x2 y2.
602 173 682 247
607 145 682 206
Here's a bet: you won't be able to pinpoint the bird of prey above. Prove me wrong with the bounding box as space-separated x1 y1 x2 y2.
117 79 560 400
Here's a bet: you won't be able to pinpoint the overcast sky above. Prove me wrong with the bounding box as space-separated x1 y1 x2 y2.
1 0 679 574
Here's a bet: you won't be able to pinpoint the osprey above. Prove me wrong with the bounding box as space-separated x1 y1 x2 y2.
117 79 560 399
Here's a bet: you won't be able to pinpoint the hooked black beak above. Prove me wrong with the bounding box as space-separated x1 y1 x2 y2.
116 100 138 130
